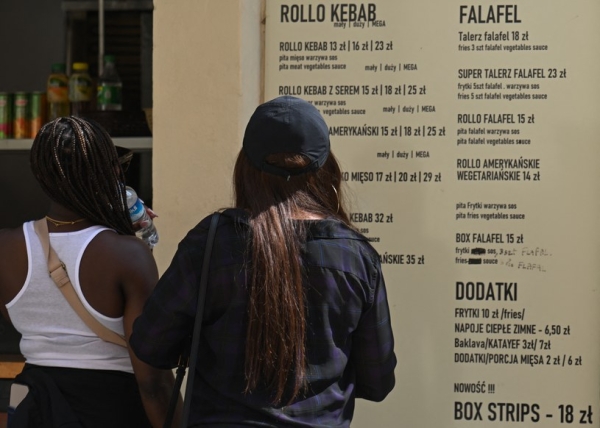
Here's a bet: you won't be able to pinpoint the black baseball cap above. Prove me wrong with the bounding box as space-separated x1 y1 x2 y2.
242 96 330 177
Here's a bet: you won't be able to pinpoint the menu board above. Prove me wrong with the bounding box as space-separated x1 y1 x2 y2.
264 1 600 427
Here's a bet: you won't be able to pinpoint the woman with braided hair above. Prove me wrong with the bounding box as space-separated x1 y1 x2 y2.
0 117 178 427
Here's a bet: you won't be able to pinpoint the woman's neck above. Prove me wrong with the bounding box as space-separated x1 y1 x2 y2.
45 203 92 231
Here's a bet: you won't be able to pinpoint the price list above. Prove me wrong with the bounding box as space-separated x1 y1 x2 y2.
265 1 600 426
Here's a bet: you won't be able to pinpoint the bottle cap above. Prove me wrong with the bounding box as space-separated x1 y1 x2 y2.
104 55 116 63
72 62 89 71
51 63 66 73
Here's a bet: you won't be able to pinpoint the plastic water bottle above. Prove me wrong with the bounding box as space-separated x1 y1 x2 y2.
125 186 159 248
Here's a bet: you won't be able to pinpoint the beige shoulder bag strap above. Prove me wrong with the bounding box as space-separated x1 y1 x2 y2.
33 219 127 348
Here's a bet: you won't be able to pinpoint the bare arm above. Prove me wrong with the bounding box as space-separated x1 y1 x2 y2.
0 227 27 320
119 238 182 427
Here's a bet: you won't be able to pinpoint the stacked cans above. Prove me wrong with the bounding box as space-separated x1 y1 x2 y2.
0 92 47 139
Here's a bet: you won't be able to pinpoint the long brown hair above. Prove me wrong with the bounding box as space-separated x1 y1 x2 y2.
30 116 134 235
234 149 351 404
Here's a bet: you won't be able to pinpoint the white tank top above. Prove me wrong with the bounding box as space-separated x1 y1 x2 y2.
6 221 133 373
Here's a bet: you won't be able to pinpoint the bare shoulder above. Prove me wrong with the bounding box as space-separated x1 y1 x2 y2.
88 230 158 276
92 229 151 255
0 226 27 302
0 226 25 257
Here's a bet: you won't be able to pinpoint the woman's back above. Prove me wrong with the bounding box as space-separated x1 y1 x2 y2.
6 222 131 371
0 220 160 427
131 209 396 427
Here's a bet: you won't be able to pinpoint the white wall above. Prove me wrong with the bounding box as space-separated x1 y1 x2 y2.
152 0 262 272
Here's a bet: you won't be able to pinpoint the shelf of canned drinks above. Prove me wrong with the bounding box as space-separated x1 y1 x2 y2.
0 137 152 151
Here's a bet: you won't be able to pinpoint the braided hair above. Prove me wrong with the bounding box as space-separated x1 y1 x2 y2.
30 116 135 235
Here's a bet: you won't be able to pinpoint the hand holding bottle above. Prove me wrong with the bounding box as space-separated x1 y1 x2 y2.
136 206 158 230
126 186 159 248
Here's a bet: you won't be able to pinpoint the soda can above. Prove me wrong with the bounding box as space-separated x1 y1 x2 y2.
30 92 46 138
0 93 11 139
13 92 29 139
